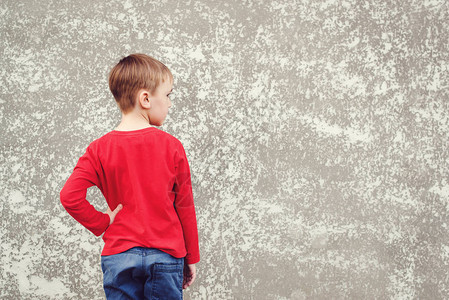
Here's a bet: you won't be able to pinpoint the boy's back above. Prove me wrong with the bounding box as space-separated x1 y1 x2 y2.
60 126 199 263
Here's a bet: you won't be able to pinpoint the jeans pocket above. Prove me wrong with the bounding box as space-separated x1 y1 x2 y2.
152 263 183 299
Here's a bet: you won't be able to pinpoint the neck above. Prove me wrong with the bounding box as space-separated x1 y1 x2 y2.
115 111 154 130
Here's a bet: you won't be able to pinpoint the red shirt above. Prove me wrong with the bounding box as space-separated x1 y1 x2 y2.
60 126 200 265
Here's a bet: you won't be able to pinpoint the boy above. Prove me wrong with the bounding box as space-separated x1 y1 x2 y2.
60 53 200 299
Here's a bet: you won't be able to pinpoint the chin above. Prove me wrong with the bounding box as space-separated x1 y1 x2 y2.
150 120 163 126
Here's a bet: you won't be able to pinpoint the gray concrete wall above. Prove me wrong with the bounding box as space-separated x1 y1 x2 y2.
1 0 448 299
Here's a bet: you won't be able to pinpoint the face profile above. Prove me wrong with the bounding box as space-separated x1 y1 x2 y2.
146 76 173 126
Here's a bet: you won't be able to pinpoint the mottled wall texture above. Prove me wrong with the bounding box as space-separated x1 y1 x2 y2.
1 0 448 299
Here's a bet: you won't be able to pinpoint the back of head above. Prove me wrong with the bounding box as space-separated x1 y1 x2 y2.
109 53 173 114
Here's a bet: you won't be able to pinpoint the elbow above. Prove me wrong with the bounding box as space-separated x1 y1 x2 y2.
59 189 67 208
59 187 72 209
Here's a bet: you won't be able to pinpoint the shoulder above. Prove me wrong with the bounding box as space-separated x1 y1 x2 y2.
154 128 186 150
84 133 107 154
86 128 186 152
87 136 102 148
88 129 117 147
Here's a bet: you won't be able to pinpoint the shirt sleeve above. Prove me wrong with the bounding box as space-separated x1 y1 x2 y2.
59 143 110 237
173 142 200 264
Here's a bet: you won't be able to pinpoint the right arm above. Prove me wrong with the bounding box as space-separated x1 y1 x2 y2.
173 142 200 265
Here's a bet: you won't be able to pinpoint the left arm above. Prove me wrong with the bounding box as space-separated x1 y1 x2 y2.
59 143 111 236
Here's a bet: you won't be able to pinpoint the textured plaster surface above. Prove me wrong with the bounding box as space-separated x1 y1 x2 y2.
1 0 449 299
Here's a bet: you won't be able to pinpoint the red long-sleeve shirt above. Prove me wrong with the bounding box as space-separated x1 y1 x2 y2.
59 126 200 264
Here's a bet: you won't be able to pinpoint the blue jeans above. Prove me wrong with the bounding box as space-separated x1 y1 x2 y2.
101 247 184 300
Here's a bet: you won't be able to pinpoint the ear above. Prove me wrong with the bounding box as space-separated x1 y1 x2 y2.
139 90 151 109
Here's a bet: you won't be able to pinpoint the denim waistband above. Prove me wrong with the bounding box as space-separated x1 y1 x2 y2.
122 247 167 256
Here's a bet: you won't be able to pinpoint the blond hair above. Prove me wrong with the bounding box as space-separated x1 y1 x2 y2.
108 53 173 114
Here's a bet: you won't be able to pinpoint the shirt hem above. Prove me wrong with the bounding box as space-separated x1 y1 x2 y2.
101 243 188 259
